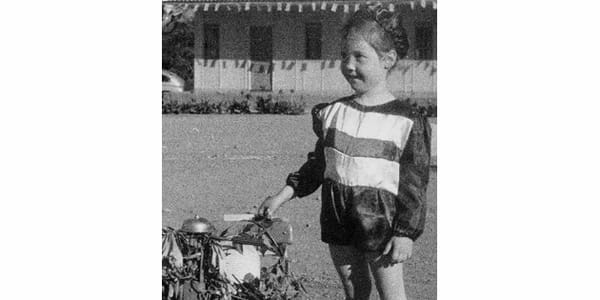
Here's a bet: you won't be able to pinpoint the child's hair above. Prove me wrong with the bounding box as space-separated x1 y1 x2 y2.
341 4 410 66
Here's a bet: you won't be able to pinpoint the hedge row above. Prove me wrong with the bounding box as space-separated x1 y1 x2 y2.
162 92 306 115
162 91 437 117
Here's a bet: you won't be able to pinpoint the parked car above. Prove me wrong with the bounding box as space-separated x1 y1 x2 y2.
162 70 185 95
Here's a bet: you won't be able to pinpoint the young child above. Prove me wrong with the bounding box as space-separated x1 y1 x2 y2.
257 5 431 300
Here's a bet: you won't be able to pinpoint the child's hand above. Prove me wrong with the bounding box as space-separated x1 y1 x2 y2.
256 196 277 218
256 186 295 218
382 236 413 264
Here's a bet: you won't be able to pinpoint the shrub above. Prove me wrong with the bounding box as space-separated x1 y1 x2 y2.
255 91 305 115
162 99 181 114
227 98 251 114
410 102 437 118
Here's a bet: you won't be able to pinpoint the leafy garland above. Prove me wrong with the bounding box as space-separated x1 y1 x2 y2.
162 219 308 300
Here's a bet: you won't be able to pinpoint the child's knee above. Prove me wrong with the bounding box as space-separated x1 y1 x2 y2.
370 260 406 300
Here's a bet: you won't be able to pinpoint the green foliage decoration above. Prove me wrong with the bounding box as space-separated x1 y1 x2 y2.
162 218 308 300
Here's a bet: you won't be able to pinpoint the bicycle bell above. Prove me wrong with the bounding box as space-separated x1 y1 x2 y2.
180 215 215 234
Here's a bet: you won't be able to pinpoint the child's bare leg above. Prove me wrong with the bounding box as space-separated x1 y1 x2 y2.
365 252 407 300
329 244 372 300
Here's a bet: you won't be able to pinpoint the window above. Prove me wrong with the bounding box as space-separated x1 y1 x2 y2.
415 23 434 60
162 75 169 82
305 23 322 59
204 24 219 59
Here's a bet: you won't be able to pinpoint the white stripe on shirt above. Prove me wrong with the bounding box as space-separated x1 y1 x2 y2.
319 101 414 150
324 147 400 195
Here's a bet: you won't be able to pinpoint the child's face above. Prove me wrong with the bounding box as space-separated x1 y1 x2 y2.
340 33 389 95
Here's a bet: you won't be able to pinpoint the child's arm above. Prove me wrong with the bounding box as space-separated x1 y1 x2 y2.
257 185 295 217
392 114 431 241
257 138 325 217
384 115 431 263
257 104 328 217
285 140 325 197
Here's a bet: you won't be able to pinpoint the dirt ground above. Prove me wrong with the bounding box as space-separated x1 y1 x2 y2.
163 114 437 300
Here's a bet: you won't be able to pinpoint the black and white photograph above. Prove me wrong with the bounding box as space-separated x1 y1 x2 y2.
6 1 600 300
162 1 437 299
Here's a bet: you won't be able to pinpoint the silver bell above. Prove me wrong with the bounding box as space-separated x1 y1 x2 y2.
180 215 215 233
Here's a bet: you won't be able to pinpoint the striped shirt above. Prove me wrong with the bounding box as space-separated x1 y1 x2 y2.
287 97 431 250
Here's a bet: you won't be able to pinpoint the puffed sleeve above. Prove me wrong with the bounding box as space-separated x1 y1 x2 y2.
392 114 432 240
285 104 328 198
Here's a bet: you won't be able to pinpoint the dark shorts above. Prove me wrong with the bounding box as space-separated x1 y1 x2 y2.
319 180 398 252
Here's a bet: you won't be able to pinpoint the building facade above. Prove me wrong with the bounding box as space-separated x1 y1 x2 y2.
166 0 437 98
